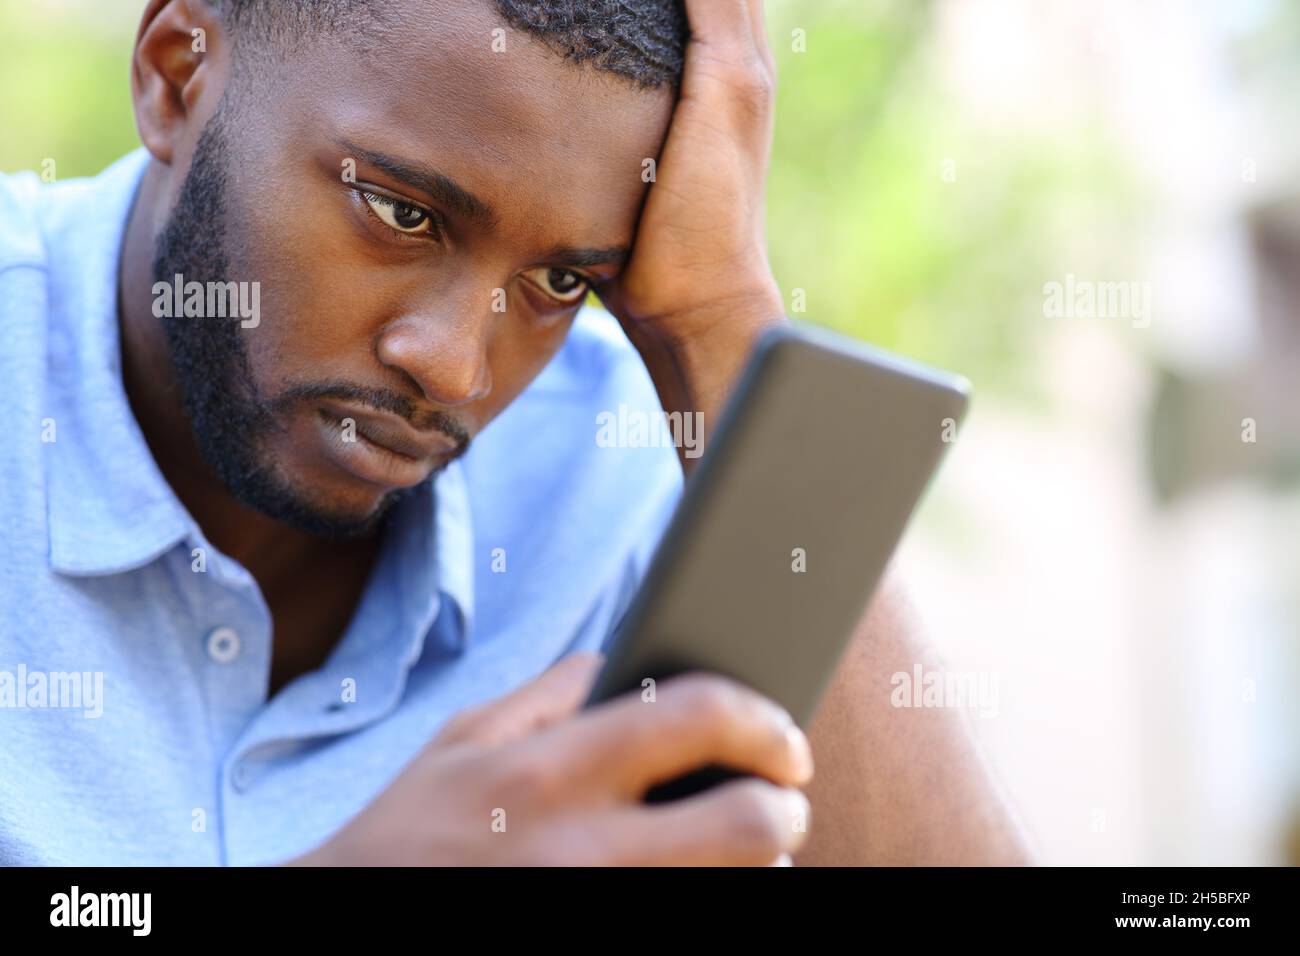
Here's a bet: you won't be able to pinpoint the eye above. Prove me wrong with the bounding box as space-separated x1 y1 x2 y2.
361 190 436 236
523 266 591 306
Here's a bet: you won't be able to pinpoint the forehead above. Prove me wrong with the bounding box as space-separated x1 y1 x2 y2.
271 0 674 241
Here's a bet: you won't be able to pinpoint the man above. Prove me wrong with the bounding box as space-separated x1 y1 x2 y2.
0 0 1031 865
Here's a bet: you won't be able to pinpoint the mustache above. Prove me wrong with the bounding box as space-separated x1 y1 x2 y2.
271 380 472 452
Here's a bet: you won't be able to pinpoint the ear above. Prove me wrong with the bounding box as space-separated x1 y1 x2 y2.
131 0 227 166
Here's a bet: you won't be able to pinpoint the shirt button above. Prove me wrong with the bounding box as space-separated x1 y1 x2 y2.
206 626 242 664
231 761 252 792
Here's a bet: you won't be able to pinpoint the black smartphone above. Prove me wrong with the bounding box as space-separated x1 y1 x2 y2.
583 320 970 802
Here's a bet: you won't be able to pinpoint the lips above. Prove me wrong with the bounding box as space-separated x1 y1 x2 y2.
316 401 461 488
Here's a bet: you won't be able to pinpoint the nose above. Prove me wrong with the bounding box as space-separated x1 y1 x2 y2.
374 292 494 409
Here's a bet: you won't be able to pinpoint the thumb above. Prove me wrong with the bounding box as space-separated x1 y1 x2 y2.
434 651 604 749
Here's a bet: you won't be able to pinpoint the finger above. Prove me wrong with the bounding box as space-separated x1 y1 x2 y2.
744 0 776 76
434 651 603 748
682 0 756 59
554 672 814 798
603 779 811 866
682 0 776 126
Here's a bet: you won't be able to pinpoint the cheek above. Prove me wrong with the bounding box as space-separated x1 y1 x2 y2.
479 312 577 419
229 176 425 389
229 225 377 386
238 282 383 399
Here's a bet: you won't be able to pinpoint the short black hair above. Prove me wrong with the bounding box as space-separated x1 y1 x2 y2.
211 0 688 89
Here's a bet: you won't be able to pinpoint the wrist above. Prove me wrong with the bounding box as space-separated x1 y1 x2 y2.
636 291 786 475
652 279 786 352
665 290 786 404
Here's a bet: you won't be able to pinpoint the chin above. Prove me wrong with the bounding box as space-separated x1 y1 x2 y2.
268 490 399 540
285 476 407 539
223 450 406 541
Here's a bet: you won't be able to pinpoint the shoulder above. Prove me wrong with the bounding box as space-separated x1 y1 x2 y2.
0 166 48 272
0 168 56 569
1 151 151 277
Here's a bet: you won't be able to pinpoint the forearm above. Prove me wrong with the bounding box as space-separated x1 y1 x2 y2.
629 290 786 477
794 572 1035 866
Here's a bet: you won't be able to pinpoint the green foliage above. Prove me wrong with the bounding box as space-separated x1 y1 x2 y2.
0 6 140 178
766 0 1133 394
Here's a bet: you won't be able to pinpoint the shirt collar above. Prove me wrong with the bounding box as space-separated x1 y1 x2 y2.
43 147 476 647
384 460 476 651
45 148 194 576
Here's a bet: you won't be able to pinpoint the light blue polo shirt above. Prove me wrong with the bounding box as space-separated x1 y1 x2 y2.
0 149 683 866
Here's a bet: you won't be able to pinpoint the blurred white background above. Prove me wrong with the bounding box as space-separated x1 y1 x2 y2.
898 0 1299 865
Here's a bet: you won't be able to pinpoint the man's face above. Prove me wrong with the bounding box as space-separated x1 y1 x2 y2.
153 0 673 538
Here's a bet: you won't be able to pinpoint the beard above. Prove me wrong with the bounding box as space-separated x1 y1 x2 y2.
150 104 444 540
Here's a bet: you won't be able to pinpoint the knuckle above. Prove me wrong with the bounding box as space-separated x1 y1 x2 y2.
725 784 785 861
730 60 775 108
700 40 750 72
676 674 744 729
541 820 609 867
433 708 480 744
560 841 606 868
500 749 564 804
699 48 775 113
471 713 517 748
566 833 614 868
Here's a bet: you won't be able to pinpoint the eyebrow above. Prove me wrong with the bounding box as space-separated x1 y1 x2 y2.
540 244 630 271
337 138 499 230
337 138 631 272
